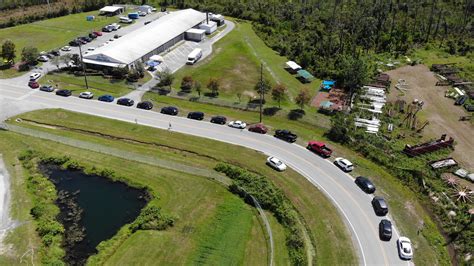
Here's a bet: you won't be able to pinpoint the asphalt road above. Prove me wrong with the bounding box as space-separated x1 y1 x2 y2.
0 82 412 266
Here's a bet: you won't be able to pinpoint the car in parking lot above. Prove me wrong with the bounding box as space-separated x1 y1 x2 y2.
187 111 204 120
397 237 413 260
266 156 287 171
334 157 353 172
79 91 94 99
161 106 179 115
28 81 39 88
56 89 72 97
248 123 268 134
210 116 227 125
61 46 71 51
117 98 134 106
69 40 81 46
49 50 60 56
39 85 54 92
93 31 103 36
274 129 297 143
355 176 376 193
379 219 392 241
88 33 97 39
98 95 114 102
137 101 153 110
29 72 41 80
102 25 113 32
37 55 49 62
228 120 247 129
371 196 388 216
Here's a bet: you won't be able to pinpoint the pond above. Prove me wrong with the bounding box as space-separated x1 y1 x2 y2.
41 165 148 265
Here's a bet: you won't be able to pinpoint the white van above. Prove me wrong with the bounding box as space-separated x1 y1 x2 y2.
120 17 133 24
187 48 202 65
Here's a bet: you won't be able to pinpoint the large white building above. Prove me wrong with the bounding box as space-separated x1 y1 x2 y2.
83 9 206 69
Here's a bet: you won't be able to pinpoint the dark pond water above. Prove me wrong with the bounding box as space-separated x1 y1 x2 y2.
41 165 148 265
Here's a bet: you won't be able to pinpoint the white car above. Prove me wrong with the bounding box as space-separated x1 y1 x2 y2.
397 237 413 260
79 91 94 99
37 55 49 62
266 156 287 171
61 46 71 51
334 157 353 172
29 72 41 80
87 47 95 51
228 120 247 129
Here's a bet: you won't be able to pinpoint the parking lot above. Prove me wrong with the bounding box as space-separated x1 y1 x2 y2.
153 41 201 73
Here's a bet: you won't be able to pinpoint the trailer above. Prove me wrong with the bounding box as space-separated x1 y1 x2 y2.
403 134 454 157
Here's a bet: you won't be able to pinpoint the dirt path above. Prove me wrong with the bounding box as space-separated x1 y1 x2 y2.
387 65 474 170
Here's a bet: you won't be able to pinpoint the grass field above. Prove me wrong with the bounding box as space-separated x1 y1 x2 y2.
8 109 359 264
172 20 319 108
40 72 152 98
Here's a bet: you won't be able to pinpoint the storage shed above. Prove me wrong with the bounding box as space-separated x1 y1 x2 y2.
99 6 124 16
285 61 302 73
199 21 217 34
211 14 225 26
185 28 206 42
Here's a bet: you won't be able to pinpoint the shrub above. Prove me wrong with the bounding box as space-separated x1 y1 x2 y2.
129 205 174 232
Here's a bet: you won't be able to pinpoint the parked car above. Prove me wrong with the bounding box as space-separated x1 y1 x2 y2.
69 40 80 46
79 91 94 99
78 39 87 45
88 33 97 39
93 31 103 36
139 11 147 16
187 111 204 120
307 141 333 157
137 101 153 110
379 219 392 241
102 26 113 32
61 46 72 51
334 157 353 172
110 23 121 30
29 73 41 80
56 89 72 97
117 98 134 106
210 116 227 125
354 176 376 193
28 81 39 89
397 237 413 260
248 123 268 134
39 85 54 92
49 50 60 56
464 104 474 112
161 106 179 115
228 120 247 129
274 129 297 143
372 196 389 216
266 156 287 171
455 95 468 105
98 95 114 102
37 55 49 62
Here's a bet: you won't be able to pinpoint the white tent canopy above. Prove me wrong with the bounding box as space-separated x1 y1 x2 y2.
100 6 123 13
286 61 302 71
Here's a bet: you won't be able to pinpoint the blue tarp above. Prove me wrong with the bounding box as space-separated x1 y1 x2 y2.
146 60 160 67
321 80 335 90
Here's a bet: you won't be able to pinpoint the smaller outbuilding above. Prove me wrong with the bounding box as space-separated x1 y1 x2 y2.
211 14 225 26
99 6 124 16
285 61 302 73
199 21 217 34
297 69 314 83
185 28 206 42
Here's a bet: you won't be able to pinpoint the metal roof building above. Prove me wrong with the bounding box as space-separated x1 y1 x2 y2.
83 9 206 69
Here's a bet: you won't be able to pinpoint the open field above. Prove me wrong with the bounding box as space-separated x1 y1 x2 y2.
40 72 151 98
387 64 474 170
8 109 360 264
172 20 319 108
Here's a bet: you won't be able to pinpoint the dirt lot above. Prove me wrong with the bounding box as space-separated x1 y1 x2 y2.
387 64 474 170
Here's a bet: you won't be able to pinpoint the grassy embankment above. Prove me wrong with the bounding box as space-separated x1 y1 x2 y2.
0 11 116 78
7 109 357 264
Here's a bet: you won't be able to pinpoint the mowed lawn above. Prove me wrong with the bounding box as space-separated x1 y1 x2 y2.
172 20 318 108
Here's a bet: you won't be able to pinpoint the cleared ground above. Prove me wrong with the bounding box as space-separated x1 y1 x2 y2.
387 64 474 170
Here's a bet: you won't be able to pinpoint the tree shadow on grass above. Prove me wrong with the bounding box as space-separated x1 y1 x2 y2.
288 109 305 120
263 107 280 116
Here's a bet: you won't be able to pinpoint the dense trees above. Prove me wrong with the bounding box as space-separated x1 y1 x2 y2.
21 46 38 65
1 40 15 65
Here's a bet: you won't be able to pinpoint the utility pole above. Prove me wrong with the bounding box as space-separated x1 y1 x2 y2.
259 63 263 123
77 43 90 91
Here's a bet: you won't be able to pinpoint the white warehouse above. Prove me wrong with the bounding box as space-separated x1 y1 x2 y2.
83 9 206 69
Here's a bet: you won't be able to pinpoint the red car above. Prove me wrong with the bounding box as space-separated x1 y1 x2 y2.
93 31 103 36
307 141 333 157
248 123 268 134
28 81 39 89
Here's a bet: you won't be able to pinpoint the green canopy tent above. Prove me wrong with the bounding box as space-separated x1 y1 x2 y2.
297 69 314 83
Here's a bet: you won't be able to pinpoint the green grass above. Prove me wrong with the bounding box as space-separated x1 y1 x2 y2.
39 72 152 98
10 109 358 264
172 20 319 108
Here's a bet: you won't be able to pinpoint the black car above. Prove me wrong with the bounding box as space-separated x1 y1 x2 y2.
355 176 376 194
137 101 153 110
210 116 227 125
187 111 204 120
274 129 298 143
40 85 54 92
55 89 72 97
89 33 98 39
161 106 179 115
455 95 468 105
69 40 80 46
379 219 392 241
79 36 92 43
372 196 389 216
117 98 134 106
49 50 60 56
464 104 474 112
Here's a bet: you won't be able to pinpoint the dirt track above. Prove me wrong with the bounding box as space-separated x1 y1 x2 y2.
387 64 474 170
